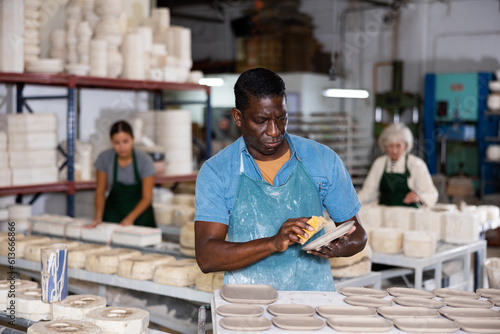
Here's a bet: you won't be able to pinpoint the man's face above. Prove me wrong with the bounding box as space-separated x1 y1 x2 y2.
232 95 288 161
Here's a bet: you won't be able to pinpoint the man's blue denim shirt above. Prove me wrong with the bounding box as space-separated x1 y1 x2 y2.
195 132 361 225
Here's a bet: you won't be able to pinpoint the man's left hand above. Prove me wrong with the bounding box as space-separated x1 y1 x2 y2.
307 224 356 259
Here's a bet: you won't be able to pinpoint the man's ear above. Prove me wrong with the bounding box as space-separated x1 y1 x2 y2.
232 108 243 128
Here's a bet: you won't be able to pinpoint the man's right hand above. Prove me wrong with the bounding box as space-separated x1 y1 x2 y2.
272 217 313 252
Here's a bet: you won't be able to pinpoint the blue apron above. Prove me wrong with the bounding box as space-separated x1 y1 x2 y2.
224 153 335 291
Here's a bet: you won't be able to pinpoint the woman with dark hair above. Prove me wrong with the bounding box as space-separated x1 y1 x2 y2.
90 120 156 227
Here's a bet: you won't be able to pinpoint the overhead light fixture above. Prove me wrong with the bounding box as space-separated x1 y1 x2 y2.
322 88 369 99
199 78 224 86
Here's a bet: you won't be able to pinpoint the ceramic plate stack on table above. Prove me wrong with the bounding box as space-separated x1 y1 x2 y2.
377 306 439 320
327 318 393 333
387 287 435 298
216 304 264 317
455 319 500 333
439 307 500 320
272 316 325 331
315 305 377 318
432 288 480 299
491 297 500 306
340 286 387 298
476 288 500 299
393 296 445 309
220 284 279 304
267 304 315 317
443 297 493 308
343 295 393 308
25 58 64 74
219 317 272 331
393 318 459 333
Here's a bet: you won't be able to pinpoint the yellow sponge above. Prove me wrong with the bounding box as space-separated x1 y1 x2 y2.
298 216 328 244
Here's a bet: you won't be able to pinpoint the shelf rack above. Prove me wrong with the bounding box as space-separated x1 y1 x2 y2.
0 72 211 215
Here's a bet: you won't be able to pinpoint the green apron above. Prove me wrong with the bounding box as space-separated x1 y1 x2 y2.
379 155 418 208
103 150 156 227
225 153 335 291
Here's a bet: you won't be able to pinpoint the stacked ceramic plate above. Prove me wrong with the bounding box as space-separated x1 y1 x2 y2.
49 30 66 62
82 0 99 29
94 0 122 17
66 19 79 64
89 39 107 77
25 58 64 74
77 21 92 66
23 0 42 67
122 32 145 80
151 8 170 34
155 110 193 175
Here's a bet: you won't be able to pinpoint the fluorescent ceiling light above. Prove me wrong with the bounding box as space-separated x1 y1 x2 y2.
199 78 224 86
323 88 369 99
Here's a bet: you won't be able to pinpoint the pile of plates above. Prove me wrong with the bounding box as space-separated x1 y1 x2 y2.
89 39 107 77
122 32 144 80
24 0 42 67
49 30 66 62
25 58 64 74
83 0 99 29
0 0 24 72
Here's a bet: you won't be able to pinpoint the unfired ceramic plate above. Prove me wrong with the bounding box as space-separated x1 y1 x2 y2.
219 316 272 331
272 316 324 331
433 288 479 299
220 284 278 304
387 287 435 299
315 305 376 318
439 307 500 320
393 318 459 333
302 220 355 251
340 287 387 298
267 304 315 317
476 288 500 299
455 319 500 334
443 297 493 308
216 304 264 317
344 295 392 308
393 296 444 309
377 306 438 320
491 297 500 306
327 317 393 333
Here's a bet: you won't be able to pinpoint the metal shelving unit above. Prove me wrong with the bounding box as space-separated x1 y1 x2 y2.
0 72 211 215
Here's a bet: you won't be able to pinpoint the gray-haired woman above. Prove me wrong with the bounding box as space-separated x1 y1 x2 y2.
357 123 438 208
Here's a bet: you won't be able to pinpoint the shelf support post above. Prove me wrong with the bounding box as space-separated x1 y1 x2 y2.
15 82 24 113
67 78 76 217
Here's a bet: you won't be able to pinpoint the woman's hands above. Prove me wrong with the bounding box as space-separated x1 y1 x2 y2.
403 191 421 205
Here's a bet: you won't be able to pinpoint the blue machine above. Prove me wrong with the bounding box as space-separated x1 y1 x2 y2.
424 72 499 196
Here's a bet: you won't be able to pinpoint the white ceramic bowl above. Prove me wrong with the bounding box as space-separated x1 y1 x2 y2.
490 81 500 93
488 94 500 110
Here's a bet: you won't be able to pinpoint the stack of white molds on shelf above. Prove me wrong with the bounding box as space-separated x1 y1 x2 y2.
59 140 94 181
153 258 201 287
89 38 108 77
0 235 50 258
383 206 417 231
94 0 124 78
164 26 192 83
122 31 144 80
23 0 42 67
28 319 103 334
195 271 224 293
179 222 195 257
403 230 436 257
117 253 175 280
111 225 162 247
65 21 92 76
443 210 481 244
85 248 142 274
52 294 106 320
357 204 384 240
0 279 38 311
8 288 51 321
8 204 34 234
24 239 80 262
83 0 100 29
30 214 90 237
482 205 500 221
156 110 193 175
370 227 403 254
49 30 66 63
330 244 372 278
68 244 110 269
412 206 455 241
80 222 118 243
7 113 58 185
85 306 149 334
0 0 24 72
0 130 10 186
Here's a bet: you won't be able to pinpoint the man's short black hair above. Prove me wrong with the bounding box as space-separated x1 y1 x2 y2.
234 68 286 113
